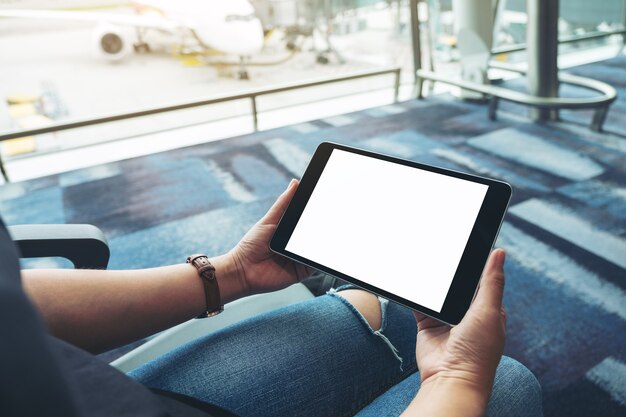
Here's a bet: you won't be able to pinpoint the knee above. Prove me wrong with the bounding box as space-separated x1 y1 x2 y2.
486 356 543 417
334 289 382 331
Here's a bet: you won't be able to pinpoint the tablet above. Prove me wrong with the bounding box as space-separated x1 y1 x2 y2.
270 142 511 325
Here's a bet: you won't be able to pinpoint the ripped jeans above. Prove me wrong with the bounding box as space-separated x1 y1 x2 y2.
129 287 542 417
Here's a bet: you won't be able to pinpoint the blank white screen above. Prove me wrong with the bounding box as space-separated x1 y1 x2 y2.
285 149 489 313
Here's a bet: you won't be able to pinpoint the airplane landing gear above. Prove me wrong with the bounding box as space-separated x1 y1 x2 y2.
133 42 151 53
238 56 250 80
134 28 150 54
316 53 330 65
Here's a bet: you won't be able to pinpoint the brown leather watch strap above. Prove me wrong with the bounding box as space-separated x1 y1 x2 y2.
186 254 224 318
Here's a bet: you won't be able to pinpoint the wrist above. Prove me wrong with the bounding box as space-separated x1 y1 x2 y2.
209 253 250 304
423 369 492 397
402 373 490 417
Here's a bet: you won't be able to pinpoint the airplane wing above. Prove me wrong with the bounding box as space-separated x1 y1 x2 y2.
0 9 179 32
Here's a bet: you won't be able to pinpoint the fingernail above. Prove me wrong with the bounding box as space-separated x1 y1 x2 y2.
288 178 297 188
494 249 506 268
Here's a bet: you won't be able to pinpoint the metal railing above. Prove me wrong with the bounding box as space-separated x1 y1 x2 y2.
0 66 401 182
491 28 626 56
417 67 616 128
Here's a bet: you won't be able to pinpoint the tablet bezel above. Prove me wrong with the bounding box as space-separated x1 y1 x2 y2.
270 142 512 325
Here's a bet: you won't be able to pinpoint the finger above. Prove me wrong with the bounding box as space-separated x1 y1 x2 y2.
413 311 427 322
413 311 427 330
262 179 299 224
473 248 506 310
413 311 448 331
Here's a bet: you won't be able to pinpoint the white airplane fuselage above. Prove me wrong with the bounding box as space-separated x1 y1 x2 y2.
133 0 264 56
0 0 264 62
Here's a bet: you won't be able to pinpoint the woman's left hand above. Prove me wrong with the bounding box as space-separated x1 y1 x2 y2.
227 179 313 296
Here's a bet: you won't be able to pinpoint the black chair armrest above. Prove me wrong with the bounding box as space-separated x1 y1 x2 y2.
8 224 110 269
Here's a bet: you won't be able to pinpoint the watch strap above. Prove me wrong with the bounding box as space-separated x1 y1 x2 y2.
186 254 224 318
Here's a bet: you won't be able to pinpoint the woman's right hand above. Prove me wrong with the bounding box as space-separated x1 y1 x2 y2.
402 249 507 417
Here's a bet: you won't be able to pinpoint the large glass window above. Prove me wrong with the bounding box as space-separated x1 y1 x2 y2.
0 0 417 174
493 0 625 63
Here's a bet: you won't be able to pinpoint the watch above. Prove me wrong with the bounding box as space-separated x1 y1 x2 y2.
186 254 224 318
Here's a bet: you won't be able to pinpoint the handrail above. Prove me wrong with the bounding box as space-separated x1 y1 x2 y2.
492 28 626 56
487 61 618 107
417 68 617 109
0 67 400 143
417 67 616 131
0 66 401 182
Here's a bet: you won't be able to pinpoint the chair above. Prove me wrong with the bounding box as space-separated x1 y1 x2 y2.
9 224 110 270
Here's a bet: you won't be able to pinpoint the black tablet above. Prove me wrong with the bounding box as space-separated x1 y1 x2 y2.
270 142 512 325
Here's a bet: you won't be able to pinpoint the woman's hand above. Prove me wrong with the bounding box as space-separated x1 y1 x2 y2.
402 249 507 417
226 179 314 297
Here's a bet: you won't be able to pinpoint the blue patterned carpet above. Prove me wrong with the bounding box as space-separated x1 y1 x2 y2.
1 56 625 417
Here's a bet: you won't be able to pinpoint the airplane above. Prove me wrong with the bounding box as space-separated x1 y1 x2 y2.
0 0 265 79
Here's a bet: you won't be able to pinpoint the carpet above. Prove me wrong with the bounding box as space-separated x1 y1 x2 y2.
1 56 625 417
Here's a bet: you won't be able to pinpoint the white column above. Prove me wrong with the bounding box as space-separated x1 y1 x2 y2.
452 0 495 99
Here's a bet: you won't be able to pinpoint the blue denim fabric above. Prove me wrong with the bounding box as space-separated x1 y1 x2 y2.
129 290 542 417
354 356 543 417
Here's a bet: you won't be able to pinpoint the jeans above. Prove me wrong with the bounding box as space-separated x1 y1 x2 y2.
129 289 542 417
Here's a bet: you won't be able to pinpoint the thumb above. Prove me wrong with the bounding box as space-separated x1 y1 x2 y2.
262 179 299 224
473 249 506 310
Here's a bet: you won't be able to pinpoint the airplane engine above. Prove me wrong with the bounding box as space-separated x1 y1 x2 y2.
93 23 134 61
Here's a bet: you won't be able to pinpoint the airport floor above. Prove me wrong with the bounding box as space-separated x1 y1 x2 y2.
1 56 625 417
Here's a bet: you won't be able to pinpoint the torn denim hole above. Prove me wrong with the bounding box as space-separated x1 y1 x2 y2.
328 288 404 371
